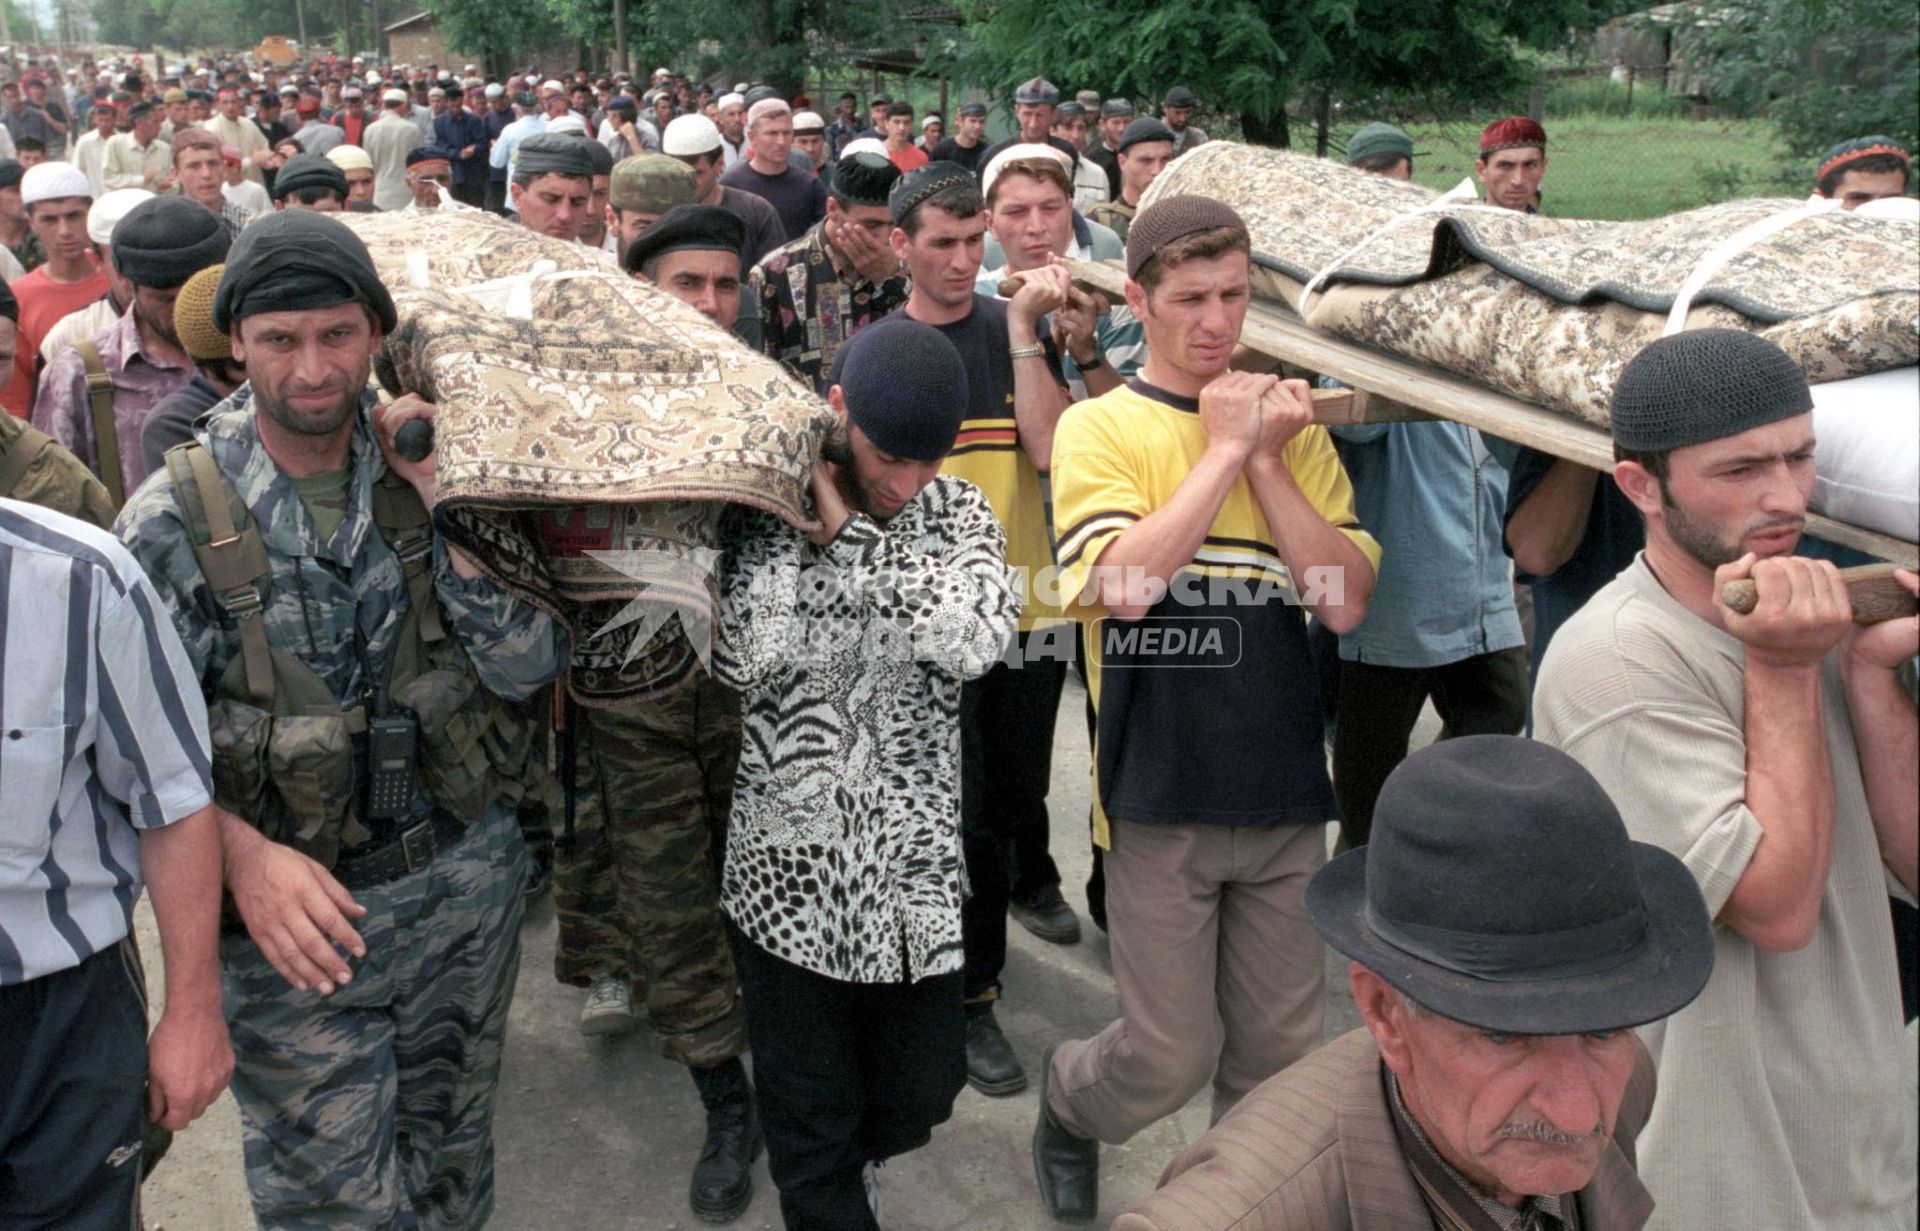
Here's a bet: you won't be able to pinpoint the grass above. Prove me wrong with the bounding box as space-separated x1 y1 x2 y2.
1326 112 1796 220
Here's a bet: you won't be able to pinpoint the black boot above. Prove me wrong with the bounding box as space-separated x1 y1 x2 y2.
965 1003 1028 1096
1032 1046 1098 1223
688 1058 762 1223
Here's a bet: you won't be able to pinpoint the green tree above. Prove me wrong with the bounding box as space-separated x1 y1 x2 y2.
1689 0 1919 158
958 0 1617 149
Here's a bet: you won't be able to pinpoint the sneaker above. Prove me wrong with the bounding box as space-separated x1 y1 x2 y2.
862 1160 884 1227
1010 883 1082 945
579 974 636 1037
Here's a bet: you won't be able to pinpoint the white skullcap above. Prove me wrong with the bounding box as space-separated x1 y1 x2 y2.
545 113 588 136
746 97 789 127
88 187 154 245
365 70 381 86
792 111 825 133
464 63 477 73
663 114 723 156
653 67 671 79
484 83 505 99
716 92 745 111
540 79 565 95
326 144 374 172
838 137 888 160
921 114 940 129
980 141 1073 199
382 88 408 105
20 161 93 207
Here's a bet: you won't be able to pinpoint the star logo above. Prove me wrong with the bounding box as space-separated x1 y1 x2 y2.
585 546 723 671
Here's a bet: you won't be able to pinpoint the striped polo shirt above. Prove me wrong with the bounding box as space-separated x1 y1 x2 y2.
0 497 212 985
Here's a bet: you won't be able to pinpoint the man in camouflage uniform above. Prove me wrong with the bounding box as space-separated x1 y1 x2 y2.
544 207 762 1225
1086 118 1176 246
605 152 699 269
747 149 905 394
116 210 560 1230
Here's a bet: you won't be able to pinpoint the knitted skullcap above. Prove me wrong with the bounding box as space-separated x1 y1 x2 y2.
889 160 977 226
1479 116 1546 155
1817 135 1910 184
830 151 900 206
746 97 789 128
112 195 231 289
663 113 723 156
173 264 232 362
830 318 970 463
792 111 825 134
327 144 373 172
1610 329 1812 453
20 161 92 206
1125 194 1249 279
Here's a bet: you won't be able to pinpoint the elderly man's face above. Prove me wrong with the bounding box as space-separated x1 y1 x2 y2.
1354 967 1639 1207
1013 101 1053 142
716 101 745 142
407 159 451 208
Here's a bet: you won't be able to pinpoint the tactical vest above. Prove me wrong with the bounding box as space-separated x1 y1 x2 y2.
0 409 117 529
165 440 545 869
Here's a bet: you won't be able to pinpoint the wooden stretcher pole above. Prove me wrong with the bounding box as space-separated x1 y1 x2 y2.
1721 563 1916 624
1057 258 1919 570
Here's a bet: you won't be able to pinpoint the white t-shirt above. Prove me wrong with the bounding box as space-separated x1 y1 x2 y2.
223 179 270 216
1536 555 1917 1231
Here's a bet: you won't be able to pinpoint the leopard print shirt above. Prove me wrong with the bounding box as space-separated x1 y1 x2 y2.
714 475 1018 983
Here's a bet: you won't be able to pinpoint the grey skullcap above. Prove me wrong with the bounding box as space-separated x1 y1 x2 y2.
1099 97 1135 119
271 151 349 201
213 209 397 334
828 317 969 463
111 195 231 289
957 101 987 118
1117 117 1175 153
1162 85 1198 108
581 138 616 177
1013 77 1059 105
889 160 976 225
513 131 595 179
1125 194 1248 278
1346 122 1414 166
1610 329 1813 453
831 150 900 207
0 160 21 191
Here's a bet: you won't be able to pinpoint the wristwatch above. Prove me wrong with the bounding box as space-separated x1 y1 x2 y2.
1075 350 1106 371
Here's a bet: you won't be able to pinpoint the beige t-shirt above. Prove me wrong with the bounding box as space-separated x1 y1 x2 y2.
1536 555 1916 1230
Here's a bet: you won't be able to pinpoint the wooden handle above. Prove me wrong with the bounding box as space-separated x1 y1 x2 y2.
1721 563 1915 623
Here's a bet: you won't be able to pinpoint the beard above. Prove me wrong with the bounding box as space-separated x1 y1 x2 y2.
1663 490 1803 570
134 298 181 349
254 361 368 438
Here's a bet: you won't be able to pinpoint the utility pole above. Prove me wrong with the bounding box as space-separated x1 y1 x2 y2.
294 0 308 48
612 0 628 76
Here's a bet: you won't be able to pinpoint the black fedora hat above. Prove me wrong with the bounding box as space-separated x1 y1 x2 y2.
1306 735 1713 1036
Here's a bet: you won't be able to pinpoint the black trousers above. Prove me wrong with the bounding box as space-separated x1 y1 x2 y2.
483 177 508 214
729 924 965 1231
451 181 486 208
1332 647 1529 847
0 939 148 1230
961 631 1068 1002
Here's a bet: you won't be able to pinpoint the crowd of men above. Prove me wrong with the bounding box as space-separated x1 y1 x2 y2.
0 41 1915 1231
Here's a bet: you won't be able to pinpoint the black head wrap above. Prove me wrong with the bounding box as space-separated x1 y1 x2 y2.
112 196 231 290
270 152 350 201
213 210 397 334
831 151 899 207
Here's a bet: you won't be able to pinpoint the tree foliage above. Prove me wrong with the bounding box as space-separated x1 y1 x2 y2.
958 0 1622 146
1689 0 1919 157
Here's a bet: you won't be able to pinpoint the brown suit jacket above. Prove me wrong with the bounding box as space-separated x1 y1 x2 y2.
1114 1027 1658 1231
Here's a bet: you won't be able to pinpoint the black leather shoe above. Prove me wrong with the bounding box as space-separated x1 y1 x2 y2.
1032 1046 1098 1224
688 1058 762 1223
964 1006 1028 1096
1011 884 1082 945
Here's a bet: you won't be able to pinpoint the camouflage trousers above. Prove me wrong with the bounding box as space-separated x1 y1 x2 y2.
552 669 747 1067
221 808 527 1231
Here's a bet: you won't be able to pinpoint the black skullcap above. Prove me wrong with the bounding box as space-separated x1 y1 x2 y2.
831 150 900 206
623 204 745 275
126 99 157 120
112 196 231 289
213 210 397 334
889 160 975 225
1117 117 1175 153
829 317 969 463
582 138 616 177
513 131 595 179
1610 329 1813 453
1125 194 1248 279
0 279 16 324
605 93 636 112
958 101 987 118
404 145 455 167
0 160 21 192
271 151 349 201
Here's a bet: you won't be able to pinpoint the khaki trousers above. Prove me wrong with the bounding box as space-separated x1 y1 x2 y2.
1048 818 1326 1143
